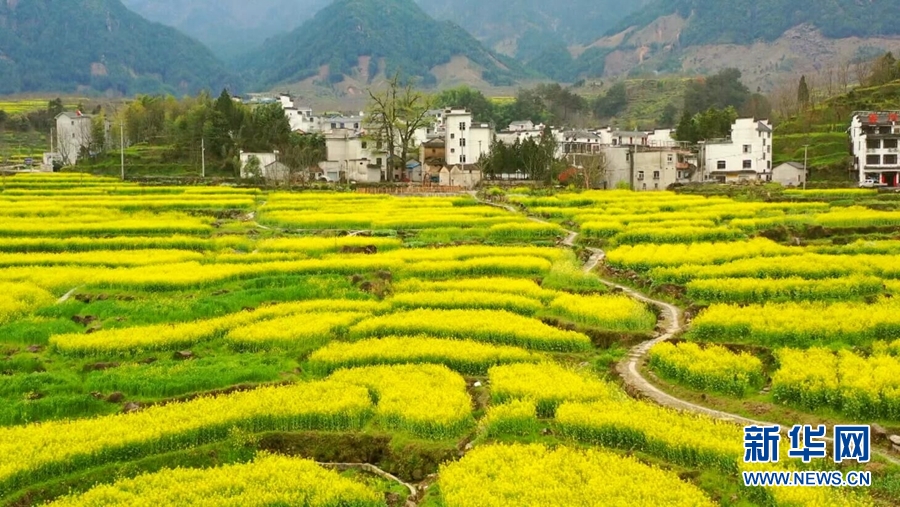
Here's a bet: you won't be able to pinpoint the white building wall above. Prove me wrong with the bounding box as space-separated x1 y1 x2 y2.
56 115 94 166
444 110 493 165
703 118 772 180
322 130 386 183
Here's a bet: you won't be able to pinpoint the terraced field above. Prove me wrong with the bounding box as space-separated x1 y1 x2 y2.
0 175 897 506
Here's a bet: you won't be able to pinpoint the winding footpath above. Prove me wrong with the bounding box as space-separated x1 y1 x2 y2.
483 197 900 465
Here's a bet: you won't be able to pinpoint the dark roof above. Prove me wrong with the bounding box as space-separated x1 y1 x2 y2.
854 111 900 125
613 131 648 138
406 160 421 169
756 121 772 133
777 161 805 170
423 138 445 148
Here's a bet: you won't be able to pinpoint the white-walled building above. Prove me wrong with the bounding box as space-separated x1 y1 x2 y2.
55 112 108 166
443 109 493 166
239 152 278 178
562 131 603 155
648 129 678 147
849 111 900 187
772 161 807 187
279 94 322 133
701 118 773 182
611 130 649 147
319 129 386 183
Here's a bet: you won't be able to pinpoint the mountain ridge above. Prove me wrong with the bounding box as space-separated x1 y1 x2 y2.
240 0 530 90
0 0 236 95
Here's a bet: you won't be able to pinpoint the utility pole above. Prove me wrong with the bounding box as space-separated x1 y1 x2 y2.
803 144 809 190
120 122 125 181
201 137 206 178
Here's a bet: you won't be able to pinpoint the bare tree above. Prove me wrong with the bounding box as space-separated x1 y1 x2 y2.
365 73 433 181
854 60 873 87
837 59 851 91
569 152 608 189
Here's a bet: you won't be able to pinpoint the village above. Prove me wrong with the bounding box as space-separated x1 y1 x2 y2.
43 92 900 192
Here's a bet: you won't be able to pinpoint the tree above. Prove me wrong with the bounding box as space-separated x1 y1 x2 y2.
683 68 750 115
797 75 810 109
658 103 678 128
741 93 772 120
277 133 326 189
868 52 900 86
674 111 699 144
365 73 434 181
569 152 608 189
434 86 494 123
593 82 627 119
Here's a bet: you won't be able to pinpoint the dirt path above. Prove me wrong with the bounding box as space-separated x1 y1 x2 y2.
478 197 900 464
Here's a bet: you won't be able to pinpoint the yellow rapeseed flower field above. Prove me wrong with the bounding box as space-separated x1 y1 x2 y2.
47 454 384 507
0 381 372 495
329 364 472 439
440 444 716 507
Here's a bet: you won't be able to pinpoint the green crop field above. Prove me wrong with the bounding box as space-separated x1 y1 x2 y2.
0 175 897 506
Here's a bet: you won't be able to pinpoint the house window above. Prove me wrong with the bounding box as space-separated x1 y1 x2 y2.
642 183 647 190
743 160 752 169
331 123 337 129
340 123 345 129
768 145 771 153
459 122 466 131
625 152 630 161
717 160 726 170
71 121 75 126
743 145 751 153
667 154 673 162
868 140 881 149
885 154 898 165
637 171 645 180
767 161 771 169
460 138 466 147
867 154 881 165
376 157 382 166
886 139 899 149
461 155 467 163
361 141 367 149
450 133 455 139
376 141 383 149
451 148 455 154
653 171 660 180
354 123 359 129
654 183 659 189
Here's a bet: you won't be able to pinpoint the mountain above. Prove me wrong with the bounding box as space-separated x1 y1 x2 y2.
241 0 530 90
0 0 236 95
586 0 900 89
417 0 651 53
120 0 330 60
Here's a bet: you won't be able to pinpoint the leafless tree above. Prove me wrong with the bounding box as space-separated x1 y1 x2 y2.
569 152 608 189
365 73 434 181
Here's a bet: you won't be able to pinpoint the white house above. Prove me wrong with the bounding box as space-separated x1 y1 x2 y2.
701 118 773 182
849 111 900 187
55 112 108 166
772 161 807 187
648 129 678 147
239 152 278 178
443 109 493 166
611 130 649 147
563 130 603 155
508 120 536 132
319 129 386 183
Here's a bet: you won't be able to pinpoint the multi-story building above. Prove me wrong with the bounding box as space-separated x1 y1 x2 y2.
55 112 109 166
701 118 772 182
443 109 493 166
850 111 900 186
319 129 387 183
